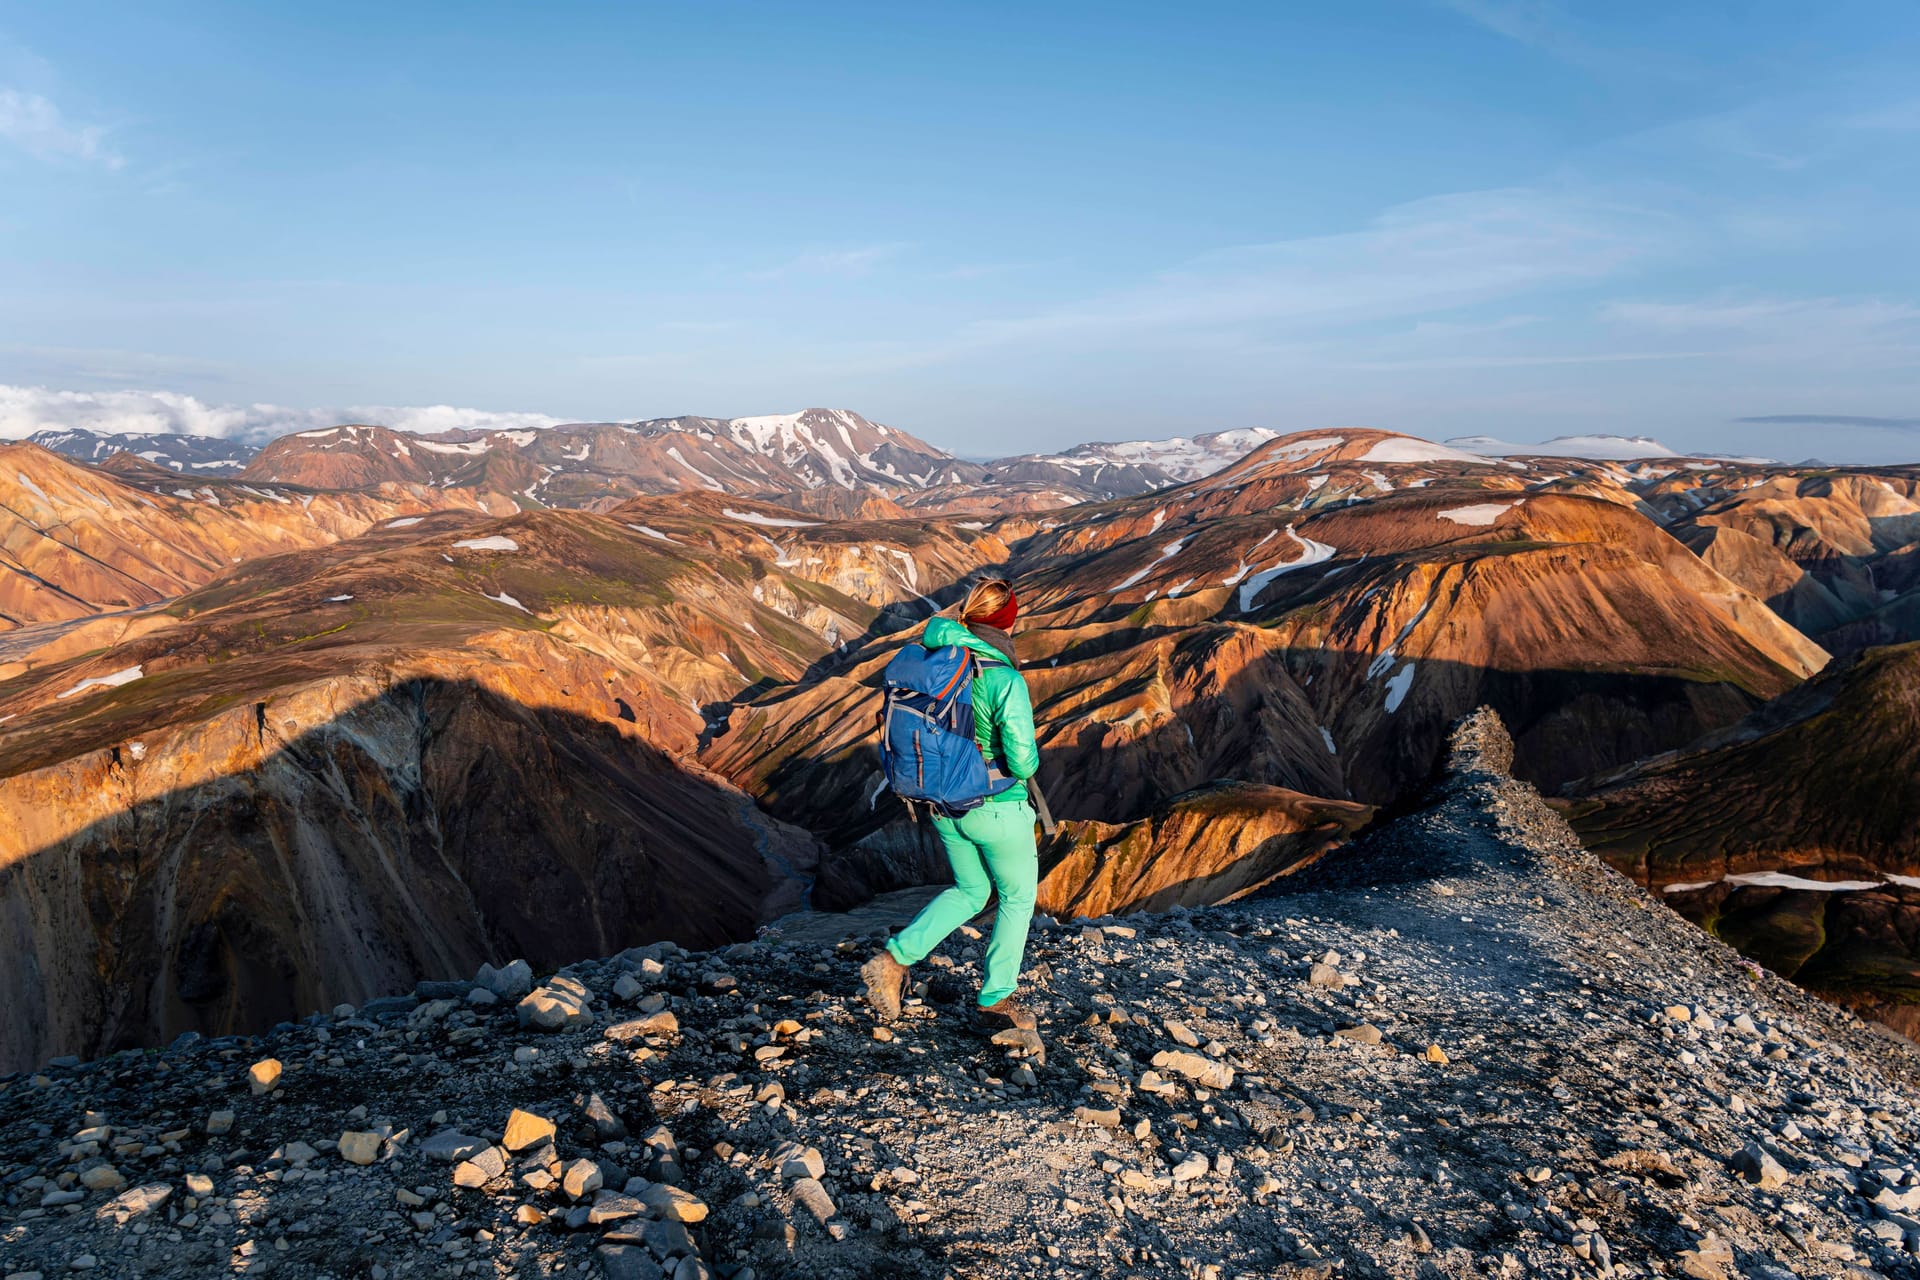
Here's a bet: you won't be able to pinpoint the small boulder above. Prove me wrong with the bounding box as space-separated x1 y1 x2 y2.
774 1143 825 1180
453 1146 508 1188
1150 1049 1234 1091
338 1131 383 1166
606 1011 679 1042
1677 1234 1734 1280
517 976 592 1031
101 1189 170 1228
581 1092 628 1140
78 1165 126 1192
419 1130 489 1163
989 1027 1046 1066
788 1177 835 1226
475 959 535 1001
639 1182 709 1223
1730 1142 1791 1190
1169 1154 1209 1184
597 1244 663 1280
562 1158 605 1200
502 1109 557 1153
247 1059 283 1095
588 1191 647 1225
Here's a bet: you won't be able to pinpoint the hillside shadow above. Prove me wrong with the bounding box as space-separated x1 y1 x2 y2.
0 616 1830 1075
0 676 818 1075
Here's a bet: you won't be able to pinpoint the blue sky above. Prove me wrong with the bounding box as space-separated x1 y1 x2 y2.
2 1 1918 460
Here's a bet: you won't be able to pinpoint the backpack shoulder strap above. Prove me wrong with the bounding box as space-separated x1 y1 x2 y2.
931 651 975 704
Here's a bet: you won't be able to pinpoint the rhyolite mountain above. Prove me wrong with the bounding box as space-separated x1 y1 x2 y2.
1563 641 1920 1039
7 422 1920 1069
0 443 495 634
38 412 1280 519
26 427 259 473
0 494 1016 1070
237 411 978 514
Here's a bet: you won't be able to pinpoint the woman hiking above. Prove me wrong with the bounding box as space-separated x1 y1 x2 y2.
862 577 1043 1033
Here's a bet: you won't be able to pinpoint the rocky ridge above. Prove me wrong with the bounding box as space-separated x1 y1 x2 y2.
1 714 1916 1280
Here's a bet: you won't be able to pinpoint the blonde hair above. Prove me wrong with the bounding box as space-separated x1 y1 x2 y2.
961 578 1012 623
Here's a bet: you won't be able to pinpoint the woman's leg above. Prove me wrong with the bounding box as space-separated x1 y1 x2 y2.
885 816 993 966
966 802 1039 1007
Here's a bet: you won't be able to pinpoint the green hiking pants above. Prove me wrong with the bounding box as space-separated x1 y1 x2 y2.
885 800 1039 1007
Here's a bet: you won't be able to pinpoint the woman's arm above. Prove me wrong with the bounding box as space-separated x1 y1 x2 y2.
990 671 1041 780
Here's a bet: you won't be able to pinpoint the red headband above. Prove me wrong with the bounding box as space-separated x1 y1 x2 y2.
975 590 1018 632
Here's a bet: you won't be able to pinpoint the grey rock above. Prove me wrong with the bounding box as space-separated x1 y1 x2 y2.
774 1142 825 1180
582 1091 628 1139
516 976 591 1031
475 959 534 1001
419 1130 489 1163
597 1245 665 1280
790 1176 837 1225
1730 1142 1792 1190
452 1146 507 1187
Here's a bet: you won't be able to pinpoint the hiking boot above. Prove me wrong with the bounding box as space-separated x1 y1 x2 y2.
972 996 1038 1033
861 950 909 1024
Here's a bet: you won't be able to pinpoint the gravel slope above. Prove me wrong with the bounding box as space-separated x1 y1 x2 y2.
1 711 1916 1280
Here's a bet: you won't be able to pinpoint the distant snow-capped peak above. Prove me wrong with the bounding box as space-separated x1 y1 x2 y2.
27 428 258 473
1446 433 1683 461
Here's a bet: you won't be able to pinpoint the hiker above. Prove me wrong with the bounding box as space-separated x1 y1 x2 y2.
862 577 1049 1032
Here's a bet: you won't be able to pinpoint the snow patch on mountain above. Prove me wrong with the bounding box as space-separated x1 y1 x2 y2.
1361 438 1495 466
1447 434 1684 461
723 509 821 528
1437 501 1520 526
1112 538 1191 592
57 665 145 700
1237 526 1336 612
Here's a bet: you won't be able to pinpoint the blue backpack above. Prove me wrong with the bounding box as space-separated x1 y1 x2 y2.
876 643 1018 819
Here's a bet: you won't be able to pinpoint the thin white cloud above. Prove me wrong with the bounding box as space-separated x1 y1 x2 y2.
1843 99 1920 132
1600 295 1920 374
1433 0 1703 86
1436 0 1564 49
1603 296 1920 334
0 88 121 169
2 344 230 385
0 384 564 442
1342 350 1708 372
856 186 1674 371
746 242 909 281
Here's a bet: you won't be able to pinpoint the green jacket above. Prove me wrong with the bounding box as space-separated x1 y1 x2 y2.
921 616 1039 803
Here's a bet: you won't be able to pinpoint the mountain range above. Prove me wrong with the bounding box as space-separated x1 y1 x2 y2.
2 411 1918 1074
25 415 1284 518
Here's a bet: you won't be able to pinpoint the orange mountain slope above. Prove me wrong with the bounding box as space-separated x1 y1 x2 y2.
0 498 1010 1069
702 456 1828 862
0 442 494 631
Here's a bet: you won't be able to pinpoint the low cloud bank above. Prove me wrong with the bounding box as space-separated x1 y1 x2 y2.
0 384 565 442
